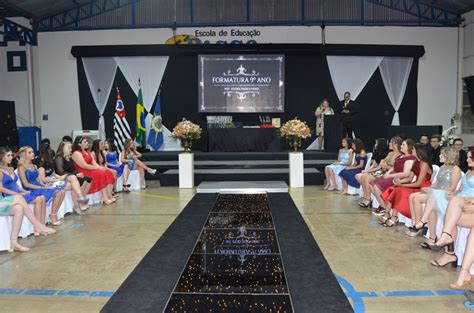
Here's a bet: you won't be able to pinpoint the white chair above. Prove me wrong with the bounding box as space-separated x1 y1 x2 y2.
0 215 12 251
116 169 141 192
335 153 356 191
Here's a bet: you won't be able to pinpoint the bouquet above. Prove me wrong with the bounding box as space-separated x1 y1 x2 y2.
441 125 458 146
279 118 312 151
171 119 203 151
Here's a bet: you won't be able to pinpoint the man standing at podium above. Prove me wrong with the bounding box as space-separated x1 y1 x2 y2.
336 91 357 139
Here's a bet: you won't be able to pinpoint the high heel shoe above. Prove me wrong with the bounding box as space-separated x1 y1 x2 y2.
8 241 30 253
358 199 372 208
431 252 458 268
382 216 399 227
421 236 437 249
48 214 63 226
430 231 454 251
407 220 427 237
102 199 114 205
450 268 474 289
148 169 157 175
73 208 87 216
123 184 131 193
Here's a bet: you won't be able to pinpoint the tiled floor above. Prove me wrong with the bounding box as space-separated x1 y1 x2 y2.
0 182 469 312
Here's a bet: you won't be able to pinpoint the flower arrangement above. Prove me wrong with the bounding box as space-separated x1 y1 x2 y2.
279 118 312 151
171 118 203 151
441 125 458 146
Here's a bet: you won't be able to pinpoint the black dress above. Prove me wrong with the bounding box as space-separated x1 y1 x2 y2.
54 155 92 185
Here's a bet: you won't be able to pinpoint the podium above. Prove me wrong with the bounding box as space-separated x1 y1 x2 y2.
323 115 343 152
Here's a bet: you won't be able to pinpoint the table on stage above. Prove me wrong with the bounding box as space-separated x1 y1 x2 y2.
204 128 283 152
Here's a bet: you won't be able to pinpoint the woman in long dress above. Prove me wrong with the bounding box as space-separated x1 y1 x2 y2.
339 139 367 195
323 138 353 191
314 99 334 150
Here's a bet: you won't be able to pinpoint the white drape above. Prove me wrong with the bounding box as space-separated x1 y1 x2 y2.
114 56 181 150
82 57 118 139
379 57 414 125
326 56 383 100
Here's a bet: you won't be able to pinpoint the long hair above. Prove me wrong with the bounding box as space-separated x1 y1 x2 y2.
0 146 12 166
414 143 432 170
352 138 366 154
441 147 459 166
390 136 403 152
56 141 72 161
403 139 415 155
72 136 84 152
106 139 117 153
342 137 353 150
123 138 134 153
468 147 474 170
91 140 105 165
17 146 33 168
38 142 54 165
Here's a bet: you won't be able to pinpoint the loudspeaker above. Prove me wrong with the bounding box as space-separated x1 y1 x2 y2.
0 100 19 147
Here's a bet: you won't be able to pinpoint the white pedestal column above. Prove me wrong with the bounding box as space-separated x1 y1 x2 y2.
289 152 304 188
179 153 194 188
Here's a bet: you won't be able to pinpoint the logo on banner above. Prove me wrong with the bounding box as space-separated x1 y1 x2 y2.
165 28 261 45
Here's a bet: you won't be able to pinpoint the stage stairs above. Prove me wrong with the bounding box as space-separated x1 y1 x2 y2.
143 151 337 186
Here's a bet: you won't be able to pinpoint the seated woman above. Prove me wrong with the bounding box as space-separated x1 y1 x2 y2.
406 147 461 239
323 138 353 191
105 140 130 192
120 139 157 189
35 142 55 177
91 139 118 195
356 137 399 208
17 146 66 226
370 139 417 216
55 141 92 214
379 143 432 227
428 147 474 268
0 147 54 236
338 139 367 195
447 228 474 290
71 136 115 205
1 194 56 252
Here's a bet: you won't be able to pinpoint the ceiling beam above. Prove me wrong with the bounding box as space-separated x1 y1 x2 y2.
0 0 37 20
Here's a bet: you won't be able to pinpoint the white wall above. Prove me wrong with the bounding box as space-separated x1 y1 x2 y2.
36 25 459 146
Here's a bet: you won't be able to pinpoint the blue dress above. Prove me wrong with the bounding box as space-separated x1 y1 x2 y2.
431 172 474 215
22 168 63 204
124 153 135 171
327 149 352 175
106 152 124 177
1 170 49 204
339 155 368 188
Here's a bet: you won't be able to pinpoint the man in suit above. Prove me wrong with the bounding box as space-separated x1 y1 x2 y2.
430 134 443 166
453 138 468 172
336 91 357 138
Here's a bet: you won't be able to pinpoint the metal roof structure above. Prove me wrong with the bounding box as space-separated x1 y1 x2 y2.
0 0 472 45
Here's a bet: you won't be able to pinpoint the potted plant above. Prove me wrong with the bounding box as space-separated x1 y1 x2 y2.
171 119 203 152
279 118 312 151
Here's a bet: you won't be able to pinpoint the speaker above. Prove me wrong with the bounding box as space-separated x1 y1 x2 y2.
0 100 19 147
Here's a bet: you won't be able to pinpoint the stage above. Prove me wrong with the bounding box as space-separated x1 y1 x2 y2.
142 151 338 186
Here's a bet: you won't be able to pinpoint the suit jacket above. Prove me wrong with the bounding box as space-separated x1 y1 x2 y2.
336 100 357 122
459 149 468 173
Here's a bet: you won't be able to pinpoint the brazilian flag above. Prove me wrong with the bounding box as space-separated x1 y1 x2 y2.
135 88 147 148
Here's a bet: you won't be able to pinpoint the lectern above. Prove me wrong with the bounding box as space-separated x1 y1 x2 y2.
323 115 343 152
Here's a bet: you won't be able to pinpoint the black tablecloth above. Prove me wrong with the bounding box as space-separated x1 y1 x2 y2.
205 128 283 152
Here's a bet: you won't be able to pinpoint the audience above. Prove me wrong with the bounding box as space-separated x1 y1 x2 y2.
356 137 400 208
406 147 462 241
120 139 157 189
338 139 367 195
71 136 116 205
323 138 353 191
454 138 468 172
430 134 443 166
105 140 130 192
17 146 66 226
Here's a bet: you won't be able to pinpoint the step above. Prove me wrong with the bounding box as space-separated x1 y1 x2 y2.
160 168 323 186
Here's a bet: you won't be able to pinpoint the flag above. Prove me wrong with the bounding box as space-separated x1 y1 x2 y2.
135 86 147 148
113 87 132 152
147 92 164 150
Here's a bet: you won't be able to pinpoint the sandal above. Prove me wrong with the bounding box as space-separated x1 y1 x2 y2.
430 231 454 251
421 236 437 249
450 268 474 289
407 220 427 237
48 214 63 226
358 198 372 208
431 251 458 268
123 184 131 193
383 216 399 227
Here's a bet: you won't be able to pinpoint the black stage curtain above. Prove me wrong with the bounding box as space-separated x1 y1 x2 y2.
76 44 422 151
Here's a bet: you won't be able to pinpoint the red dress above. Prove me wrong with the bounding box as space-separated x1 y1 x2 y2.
371 155 416 192
381 161 432 218
74 150 115 194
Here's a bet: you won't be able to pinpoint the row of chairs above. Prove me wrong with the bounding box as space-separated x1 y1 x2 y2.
0 170 141 252
333 161 472 273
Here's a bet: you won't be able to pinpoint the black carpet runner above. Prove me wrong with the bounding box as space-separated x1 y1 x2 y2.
101 193 352 313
